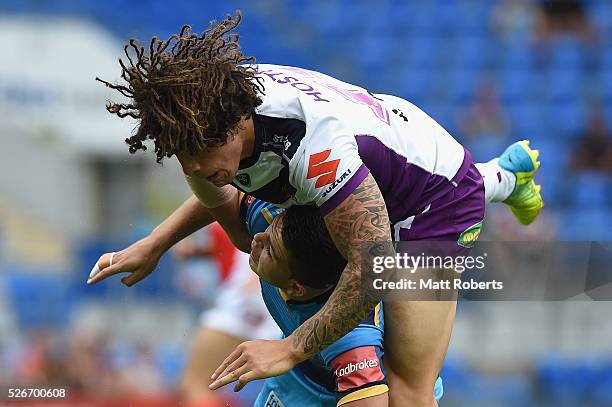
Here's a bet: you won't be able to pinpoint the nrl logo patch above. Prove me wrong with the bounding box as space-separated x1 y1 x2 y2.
235 173 251 186
264 390 286 407
458 221 483 248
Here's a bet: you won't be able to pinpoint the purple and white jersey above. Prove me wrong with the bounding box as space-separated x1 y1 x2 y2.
233 64 469 225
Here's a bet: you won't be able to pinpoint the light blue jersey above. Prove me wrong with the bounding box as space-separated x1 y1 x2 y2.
240 193 443 406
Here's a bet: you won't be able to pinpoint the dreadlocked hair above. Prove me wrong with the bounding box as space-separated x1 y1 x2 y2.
96 11 264 162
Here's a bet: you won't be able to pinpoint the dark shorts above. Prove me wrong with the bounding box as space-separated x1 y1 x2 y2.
393 158 485 256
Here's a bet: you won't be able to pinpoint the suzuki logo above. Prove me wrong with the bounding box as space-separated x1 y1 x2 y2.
306 150 340 188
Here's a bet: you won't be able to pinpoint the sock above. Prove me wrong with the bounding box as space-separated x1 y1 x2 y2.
475 158 516 203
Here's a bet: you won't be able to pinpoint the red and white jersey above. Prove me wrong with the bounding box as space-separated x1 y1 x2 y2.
233 64 470 223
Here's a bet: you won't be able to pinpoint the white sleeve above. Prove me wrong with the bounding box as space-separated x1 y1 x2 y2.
292 132 369 215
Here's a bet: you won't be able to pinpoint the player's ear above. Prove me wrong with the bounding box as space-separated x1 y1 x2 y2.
287 281 306 298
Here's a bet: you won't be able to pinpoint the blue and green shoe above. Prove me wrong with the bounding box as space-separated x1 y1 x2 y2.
498 140 544 225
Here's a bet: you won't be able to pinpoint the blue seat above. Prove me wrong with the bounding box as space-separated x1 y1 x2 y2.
439 357 471 392
455 36 487 71
507 102 547 136
405 3 438 36
455 3 490 36
606 100 612 129
5 267 74 329
477 375 531 404
428 102 454 132
397 67 432 101
447 68 479 104
357 34 398 70
386 3 413 30
537 356 597 403
545 101 587 138
530 139 570 204
501 41 536 70
562 209 612 240
548 36 585 69
600 68 612 101
500 67 535 102
463 135 510 164
570 172 612 208
593 364 612 404
547 68 583 102
433 3 462 36
587 1 612 34
302 2 351 36
406 36 441 70
537 357 588 405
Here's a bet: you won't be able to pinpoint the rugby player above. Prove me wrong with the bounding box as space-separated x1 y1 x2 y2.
94 12 543 406
243 200 397 406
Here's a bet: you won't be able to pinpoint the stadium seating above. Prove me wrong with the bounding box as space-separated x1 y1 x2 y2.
4 265 74 329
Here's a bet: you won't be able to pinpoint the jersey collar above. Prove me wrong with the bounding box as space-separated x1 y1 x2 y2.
238 113 265 170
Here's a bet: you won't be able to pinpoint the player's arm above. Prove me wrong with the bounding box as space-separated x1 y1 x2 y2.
88 189 251 286
289 173 392 359
185 176 252 252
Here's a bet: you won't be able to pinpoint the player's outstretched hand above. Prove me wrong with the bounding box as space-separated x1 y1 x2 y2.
86 236 163 287
209 338 302 392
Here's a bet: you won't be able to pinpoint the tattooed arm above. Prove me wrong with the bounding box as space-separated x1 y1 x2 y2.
208 173 395 391
290 172 393 358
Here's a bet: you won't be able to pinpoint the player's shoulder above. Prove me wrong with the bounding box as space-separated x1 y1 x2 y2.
253 64 335 119
239 193 285 236
287 126 364 207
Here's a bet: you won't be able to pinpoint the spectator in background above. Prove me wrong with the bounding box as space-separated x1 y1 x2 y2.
64 330 120 397
571 109 612 173
458 81 511 141
536 0 596 43
117 342 166 397
13 330 60 385
491 0 539 44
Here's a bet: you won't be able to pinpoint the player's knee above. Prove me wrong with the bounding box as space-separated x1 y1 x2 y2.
387 367 438 407
389 393 436 407
387 352 438 380
388 380 437 407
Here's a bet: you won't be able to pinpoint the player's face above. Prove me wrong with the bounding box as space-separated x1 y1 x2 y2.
249 213 294 290
176 135 243 187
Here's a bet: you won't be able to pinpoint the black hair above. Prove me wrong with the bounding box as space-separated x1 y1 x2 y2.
281 205 346 289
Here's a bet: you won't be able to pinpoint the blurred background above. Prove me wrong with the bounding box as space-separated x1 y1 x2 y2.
0 0 611 406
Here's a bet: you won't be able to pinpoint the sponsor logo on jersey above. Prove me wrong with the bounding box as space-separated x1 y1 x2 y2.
335 358 379 377
272 134 292 151
236 173 251 186
457 221 482 248
321 168 352 198
307 150 340 188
